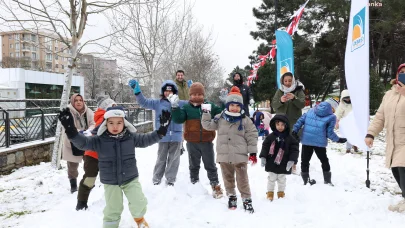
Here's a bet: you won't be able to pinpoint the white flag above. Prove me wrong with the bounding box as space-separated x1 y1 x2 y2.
340 1 369 151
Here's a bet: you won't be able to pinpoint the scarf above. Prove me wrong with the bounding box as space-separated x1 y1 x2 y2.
190 97 204 106
222 112 244 131
269 130 288 165
106 128 128 139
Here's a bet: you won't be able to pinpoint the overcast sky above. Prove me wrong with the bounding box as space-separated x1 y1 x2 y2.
1 0 265 78
192 0 263 76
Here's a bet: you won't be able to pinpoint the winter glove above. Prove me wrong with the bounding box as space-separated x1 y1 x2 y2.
201 103 211 113
187 80 193 88
248 153 257 165
168 94 180 108
156 110 172 137
128 79 141 95
219 88 228 103
261 157 266 167
58 108 78 138
286 161 294 171
337 138 347 143
292 131 300 142
249 99 255 105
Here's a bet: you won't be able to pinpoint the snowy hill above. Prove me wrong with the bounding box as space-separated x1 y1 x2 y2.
1 135 405 228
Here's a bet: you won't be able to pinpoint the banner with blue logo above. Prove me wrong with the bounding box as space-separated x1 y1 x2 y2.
340 0 369 151
276 30 294 88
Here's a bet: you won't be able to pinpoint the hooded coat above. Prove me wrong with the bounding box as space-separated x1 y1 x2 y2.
367 84 405 168
259 114 299 174
272 75 306 131
135 80 187 142
335 89 352 120
293 102 340 147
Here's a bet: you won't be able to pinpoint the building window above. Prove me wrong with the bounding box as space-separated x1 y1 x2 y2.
55 47 58 52
55 54 58 60
32 52 37 60
15 43 20 50
55 64 58 68
10 53 13 57
61 65 64 69
46 62 52 70
31 34 36 42
25 83 80 99
14 34 19 40
15 52 20 58
32 45 37 51
46 45 51 51
9 34 12 39
9 44 13 49
46 53 52 61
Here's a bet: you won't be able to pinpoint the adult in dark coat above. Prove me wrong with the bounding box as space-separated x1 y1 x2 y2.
229 72 254 117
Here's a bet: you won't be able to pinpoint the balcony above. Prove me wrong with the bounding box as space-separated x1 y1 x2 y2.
22 46 31 52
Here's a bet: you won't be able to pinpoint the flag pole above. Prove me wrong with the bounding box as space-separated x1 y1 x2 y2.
366 149 370 188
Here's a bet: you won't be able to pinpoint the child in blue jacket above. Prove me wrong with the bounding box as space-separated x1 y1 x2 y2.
292 102 346 186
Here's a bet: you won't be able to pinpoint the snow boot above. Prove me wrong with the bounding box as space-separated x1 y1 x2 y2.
153 180 161 185
134 217 149 228
76 201 88 211
167 182 174 186
266 191 274 201
242 198 254 213
323 171 334 186
388 199 405 212
211 184 224 199
353 146 359 152
346 149 351 153
228 195 237 210
277 191 285 199
70 179 78 193
191 178 199 184
301 172 316 185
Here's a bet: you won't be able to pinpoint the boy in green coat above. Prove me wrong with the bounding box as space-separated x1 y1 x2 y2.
168 82 224 199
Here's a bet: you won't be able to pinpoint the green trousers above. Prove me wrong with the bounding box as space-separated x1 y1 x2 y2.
103 178 148 228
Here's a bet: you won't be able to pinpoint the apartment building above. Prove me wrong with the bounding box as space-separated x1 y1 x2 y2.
1 30 71 73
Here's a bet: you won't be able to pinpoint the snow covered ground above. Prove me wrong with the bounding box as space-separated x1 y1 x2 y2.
1 133 405 228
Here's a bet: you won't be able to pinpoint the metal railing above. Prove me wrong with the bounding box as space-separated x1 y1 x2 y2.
0 99 153 148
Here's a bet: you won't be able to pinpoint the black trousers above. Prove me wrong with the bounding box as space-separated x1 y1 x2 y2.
77 155 99 201
301 145 330 173
186 142 219 186
392 167 405 198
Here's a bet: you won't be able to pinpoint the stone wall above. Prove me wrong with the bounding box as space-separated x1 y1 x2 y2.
0 122 153 175
0 141 54 175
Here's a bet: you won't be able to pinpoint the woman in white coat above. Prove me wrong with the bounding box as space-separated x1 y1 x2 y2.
62 93 95 193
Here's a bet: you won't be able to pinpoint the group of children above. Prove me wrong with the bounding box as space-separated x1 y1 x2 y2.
58 74 352 227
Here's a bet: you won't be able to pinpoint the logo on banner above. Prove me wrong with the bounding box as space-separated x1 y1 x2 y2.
280 58 293 76
351 7 366 51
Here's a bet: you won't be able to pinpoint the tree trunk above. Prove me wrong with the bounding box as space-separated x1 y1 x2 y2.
51 42 78 169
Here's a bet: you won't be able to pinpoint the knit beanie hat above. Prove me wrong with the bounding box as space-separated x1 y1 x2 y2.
226 86 243 106
189 82 205 96
96 95 117 111
325 98 339 111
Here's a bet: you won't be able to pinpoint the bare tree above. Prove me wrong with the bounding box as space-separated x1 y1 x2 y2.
180 27 225 102
106 0 194 98
0 0 138 169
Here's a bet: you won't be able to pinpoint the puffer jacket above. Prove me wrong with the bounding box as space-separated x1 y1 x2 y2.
201 112 257 163
171 101 223 143
69 129 161 185
62 104 95 163
259 114 299 174
83 108 106 159
335 89 352 120
136 80 187 142
367 85 405 168
293 102 340 147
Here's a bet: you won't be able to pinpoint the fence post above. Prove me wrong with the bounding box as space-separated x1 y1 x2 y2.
5 110 10 148
40 109 45 140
